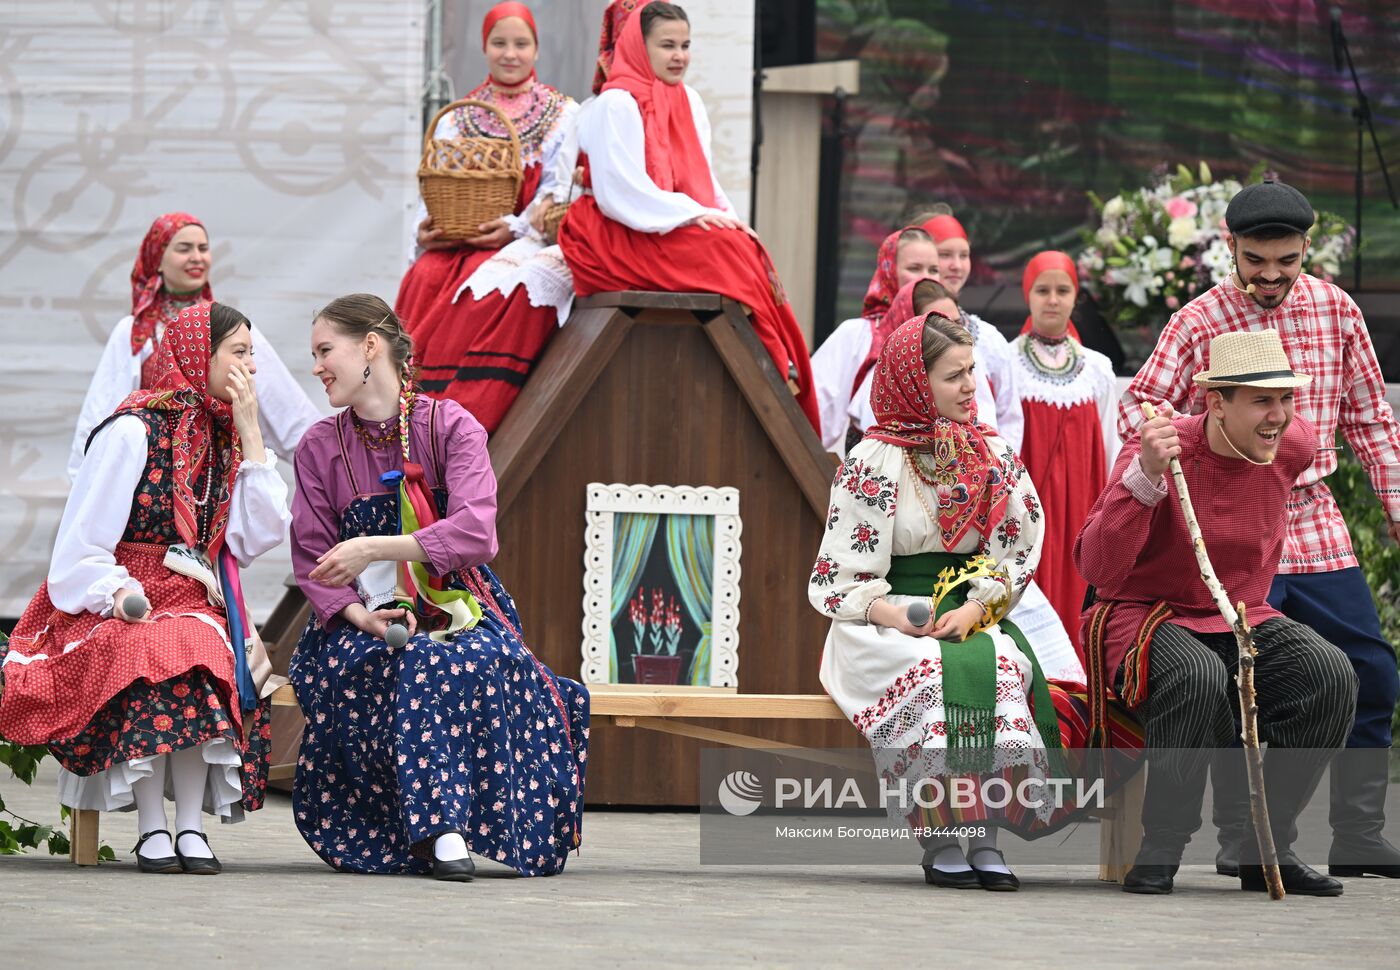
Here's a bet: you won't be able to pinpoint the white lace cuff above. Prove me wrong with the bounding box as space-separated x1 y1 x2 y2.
95 573 144 618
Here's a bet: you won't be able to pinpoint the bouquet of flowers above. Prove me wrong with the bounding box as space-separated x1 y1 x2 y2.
1077 163 1355 339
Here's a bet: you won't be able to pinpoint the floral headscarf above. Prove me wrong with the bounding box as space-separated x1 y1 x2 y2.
107 304 241 556
865 316 1009 549
860 226 922 321
593 0 642 94
129 212 211 356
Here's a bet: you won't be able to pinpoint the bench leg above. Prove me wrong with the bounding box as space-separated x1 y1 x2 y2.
1097 768 1146 883
69 808 100 866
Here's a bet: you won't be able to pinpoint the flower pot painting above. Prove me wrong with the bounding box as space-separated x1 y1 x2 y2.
581 483 741 689
609 511 713 686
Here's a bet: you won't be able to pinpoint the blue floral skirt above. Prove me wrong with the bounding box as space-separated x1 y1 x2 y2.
290 564 588 876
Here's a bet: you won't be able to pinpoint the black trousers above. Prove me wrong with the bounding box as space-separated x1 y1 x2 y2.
1120 617 1357 857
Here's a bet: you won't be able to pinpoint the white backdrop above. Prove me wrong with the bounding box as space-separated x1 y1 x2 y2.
0 1 425 618
0 0 755 621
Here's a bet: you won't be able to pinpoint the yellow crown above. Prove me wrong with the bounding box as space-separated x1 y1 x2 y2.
931 554 1012 635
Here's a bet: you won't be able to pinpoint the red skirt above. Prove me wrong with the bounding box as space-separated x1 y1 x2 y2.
0 541 244 747
394 246 498 338
1018 398 1108 660
557 195 821 435
413 287 561 434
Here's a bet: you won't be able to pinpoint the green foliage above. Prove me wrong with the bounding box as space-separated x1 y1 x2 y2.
1329 446 1400 734
0 631 115 859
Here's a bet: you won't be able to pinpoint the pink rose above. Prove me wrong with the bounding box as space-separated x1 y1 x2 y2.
1166 296 1180 309
1179 256 1196 269
1164 196 1197 219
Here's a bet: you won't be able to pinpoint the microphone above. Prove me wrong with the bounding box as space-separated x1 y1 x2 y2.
906 601 931 628
119 593 150 620
1330 7 1344 73
1246 282 1257 294
385 622 410 649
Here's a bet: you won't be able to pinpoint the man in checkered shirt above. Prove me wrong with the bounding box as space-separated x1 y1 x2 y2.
1119 178 1400 880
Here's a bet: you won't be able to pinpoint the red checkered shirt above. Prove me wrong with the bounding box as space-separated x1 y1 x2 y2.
1118 273 1400 574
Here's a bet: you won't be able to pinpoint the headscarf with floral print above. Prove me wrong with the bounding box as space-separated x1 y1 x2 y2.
129 212 212 356
104 303 241 556
852 275 932 400
865 315 1010 549
860 225 922 321
593 0 642 94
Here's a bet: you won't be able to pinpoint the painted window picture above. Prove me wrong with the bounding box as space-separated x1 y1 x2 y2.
581 484 741 688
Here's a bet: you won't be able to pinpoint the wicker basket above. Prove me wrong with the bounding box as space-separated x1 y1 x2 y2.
418 98 523 240
537 199 571 245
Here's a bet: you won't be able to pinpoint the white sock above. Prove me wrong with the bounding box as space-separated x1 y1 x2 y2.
170 745 213 859
131 757 171 858
434 832 469 862
968 829 1011 874
931 843 971 873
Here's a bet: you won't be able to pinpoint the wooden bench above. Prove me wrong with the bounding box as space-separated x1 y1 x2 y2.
67 687 1142 879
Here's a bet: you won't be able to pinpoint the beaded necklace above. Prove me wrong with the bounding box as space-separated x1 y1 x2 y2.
1021 330 1085 384
903 450 947 527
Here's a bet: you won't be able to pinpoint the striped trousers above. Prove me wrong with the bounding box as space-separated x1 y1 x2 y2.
1119 617 1357 857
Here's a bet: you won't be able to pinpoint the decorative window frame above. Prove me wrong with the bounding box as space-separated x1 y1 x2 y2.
581 483 742 687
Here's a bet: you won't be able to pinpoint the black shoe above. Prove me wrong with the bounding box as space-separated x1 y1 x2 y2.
1328 749 1398 878
1215 842 1241 878
433 855 476 882
921 864 980 889
968 847 1020 892
1122 864 1175 895
133 830 182 874
174 830 222 875
1328 836 1400 879
1239 856 1342 897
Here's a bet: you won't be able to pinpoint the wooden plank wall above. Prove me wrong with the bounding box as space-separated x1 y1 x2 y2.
490 304 860 804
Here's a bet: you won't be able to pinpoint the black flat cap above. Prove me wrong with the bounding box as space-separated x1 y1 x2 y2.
1225 178 1314 235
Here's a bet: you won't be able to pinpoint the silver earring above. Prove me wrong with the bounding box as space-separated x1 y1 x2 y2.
362 363 371 384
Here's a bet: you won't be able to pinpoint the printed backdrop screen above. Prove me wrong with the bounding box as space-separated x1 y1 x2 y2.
818 0 1400 325
0 2 425 618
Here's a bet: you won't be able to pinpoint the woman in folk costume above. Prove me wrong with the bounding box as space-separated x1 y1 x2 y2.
396 3 578 427
917 211 1023 451
69 211 322 481
810 313 1065 892
811 225 938 453
289 294 587 882
1010 252 1119 651
557 1 820 433
845 280 1083 683
1 304 290 874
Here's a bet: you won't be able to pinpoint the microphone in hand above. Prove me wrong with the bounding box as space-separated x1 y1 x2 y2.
119 593 150 620
385 622 410 649
906 601 931 628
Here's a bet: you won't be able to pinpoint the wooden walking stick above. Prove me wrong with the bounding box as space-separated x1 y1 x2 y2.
1141 403 1284 900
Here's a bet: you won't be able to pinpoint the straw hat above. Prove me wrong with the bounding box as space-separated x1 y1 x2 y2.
1192 329 1312 389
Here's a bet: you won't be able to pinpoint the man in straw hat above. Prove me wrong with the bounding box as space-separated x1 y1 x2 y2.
1119 178 1400 881
1079 330 1357 895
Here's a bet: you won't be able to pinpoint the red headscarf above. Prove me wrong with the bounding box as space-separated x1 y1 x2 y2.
922 214 968 244
108 304 241 557
1020 250 1081 341
480 2 539 87
593 0 642 94
860 226 924 320
482 2 537 46
853 276 932 398
129 212 212 356
865 316 1010 549
601 0 716 208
